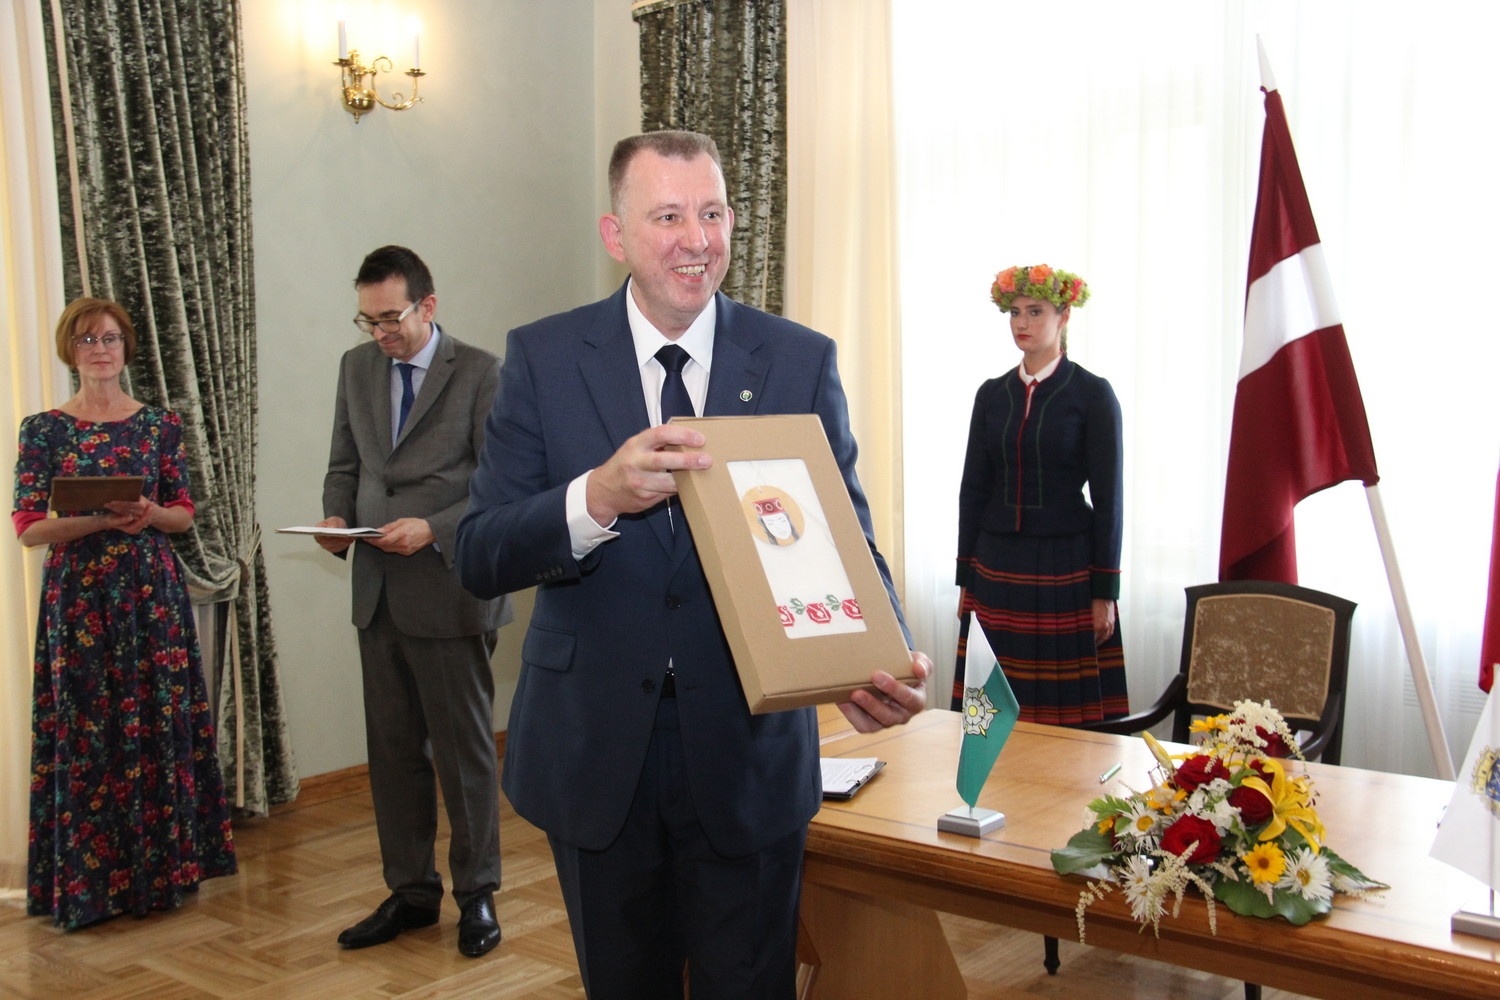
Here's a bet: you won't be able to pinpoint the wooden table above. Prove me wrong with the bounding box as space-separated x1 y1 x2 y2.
800 706 1500 999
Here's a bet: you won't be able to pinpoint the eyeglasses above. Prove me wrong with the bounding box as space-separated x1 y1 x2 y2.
74 333 124 351
353 301 419 335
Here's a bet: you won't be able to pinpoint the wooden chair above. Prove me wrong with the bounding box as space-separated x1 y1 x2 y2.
1044 580 1358 1000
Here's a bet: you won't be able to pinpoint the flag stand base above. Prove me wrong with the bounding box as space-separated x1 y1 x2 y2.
1452 909 1500 941
937 806 1005 837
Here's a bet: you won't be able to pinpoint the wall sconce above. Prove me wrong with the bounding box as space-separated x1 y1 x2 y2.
334 19 425 123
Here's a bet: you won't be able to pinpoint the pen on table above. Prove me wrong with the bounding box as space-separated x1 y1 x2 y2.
1098 761 1122 784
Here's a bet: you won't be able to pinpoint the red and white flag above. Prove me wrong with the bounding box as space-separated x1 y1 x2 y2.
1219 84 1379 583
1480 465 1500 693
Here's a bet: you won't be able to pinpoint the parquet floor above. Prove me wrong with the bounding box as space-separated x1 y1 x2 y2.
0 766 1314 999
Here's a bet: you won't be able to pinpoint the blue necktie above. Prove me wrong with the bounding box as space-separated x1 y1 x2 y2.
656 345 695 422
396 362 416 437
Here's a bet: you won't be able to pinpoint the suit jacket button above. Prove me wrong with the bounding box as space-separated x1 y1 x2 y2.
666 596 682 610
641 679 656 694
385 488 395 497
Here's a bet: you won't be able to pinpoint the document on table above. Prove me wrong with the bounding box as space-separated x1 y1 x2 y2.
276 525 385 537
820 757 885 800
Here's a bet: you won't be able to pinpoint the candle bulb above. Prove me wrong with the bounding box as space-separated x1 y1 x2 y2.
338 20 348 60
413 32 421 70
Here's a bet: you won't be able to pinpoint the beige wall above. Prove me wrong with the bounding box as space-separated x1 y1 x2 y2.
246 0 639 780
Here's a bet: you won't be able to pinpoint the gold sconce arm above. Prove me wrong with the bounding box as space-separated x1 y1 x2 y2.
335 49 426 123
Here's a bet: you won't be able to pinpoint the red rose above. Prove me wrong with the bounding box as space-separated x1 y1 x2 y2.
806 602 832 624
1229 785 1274 826
840 598 862 620
778 606 795 628
1173 754 1230 791
1256 726 1293 757
1159 815 1222 864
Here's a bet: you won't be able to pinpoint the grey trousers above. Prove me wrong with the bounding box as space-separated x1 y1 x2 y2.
357 593 500 910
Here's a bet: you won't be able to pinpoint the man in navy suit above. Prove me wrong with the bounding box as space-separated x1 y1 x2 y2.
317 246 510 957
455 132 930 999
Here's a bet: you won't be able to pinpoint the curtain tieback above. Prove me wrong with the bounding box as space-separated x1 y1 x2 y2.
224 525 263 809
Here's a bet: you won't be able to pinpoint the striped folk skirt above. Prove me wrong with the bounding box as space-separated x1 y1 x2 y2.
957 532 1127 726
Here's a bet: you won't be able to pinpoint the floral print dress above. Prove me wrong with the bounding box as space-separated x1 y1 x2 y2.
13 408 236 929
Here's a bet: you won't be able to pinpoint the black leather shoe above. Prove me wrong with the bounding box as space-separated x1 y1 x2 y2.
456 893 501 957
337 894 440 949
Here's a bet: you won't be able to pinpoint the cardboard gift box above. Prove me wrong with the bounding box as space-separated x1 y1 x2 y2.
669 413 916 713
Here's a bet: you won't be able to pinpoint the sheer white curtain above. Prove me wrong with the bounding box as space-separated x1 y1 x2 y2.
785 0 905 598
891 0 1500 776
0 1 69 890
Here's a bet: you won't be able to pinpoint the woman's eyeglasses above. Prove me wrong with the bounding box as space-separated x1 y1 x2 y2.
74 333 124 350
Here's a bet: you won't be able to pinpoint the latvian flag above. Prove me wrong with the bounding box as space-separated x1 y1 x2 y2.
1219 84 1379 584
1481 466 1500 693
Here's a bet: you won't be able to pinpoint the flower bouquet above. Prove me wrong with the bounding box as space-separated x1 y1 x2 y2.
1050 700 1387 938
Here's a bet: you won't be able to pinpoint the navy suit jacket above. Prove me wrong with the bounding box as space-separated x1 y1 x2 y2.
455 284 905 856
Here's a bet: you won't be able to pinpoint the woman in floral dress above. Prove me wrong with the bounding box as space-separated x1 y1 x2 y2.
12 298 235 929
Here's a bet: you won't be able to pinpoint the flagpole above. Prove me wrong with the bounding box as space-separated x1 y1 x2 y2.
1251 38 1454 780
1367 484 1456 779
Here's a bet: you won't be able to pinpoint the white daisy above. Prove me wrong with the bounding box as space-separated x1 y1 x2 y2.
1118 855 1163 924
1119 800 1160 844
1278 846 1333 903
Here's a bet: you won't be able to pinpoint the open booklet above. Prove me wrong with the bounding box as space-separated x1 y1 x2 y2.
820 757 885 800
276 525 385 537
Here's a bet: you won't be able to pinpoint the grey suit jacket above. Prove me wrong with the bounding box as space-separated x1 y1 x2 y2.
455 286 906 856
324 325 512 638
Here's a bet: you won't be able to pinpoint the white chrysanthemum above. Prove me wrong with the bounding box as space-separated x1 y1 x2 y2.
1186 779 1235 830
1205 795 1240 833
1201 777 1233 798
1118 855 1163 924
1279 847 1333 903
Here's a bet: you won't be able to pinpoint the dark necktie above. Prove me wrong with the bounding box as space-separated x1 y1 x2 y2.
656 344 695 422
396 362 416 437
655 345 695 541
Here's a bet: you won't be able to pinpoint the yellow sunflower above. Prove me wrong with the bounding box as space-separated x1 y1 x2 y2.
1241 841 1286 884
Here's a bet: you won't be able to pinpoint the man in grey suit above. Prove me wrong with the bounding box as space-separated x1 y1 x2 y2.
455 133 930 998
315 245 511 958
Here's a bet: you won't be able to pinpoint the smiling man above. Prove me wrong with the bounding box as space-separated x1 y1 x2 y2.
454 131 932 1000
316 245 511 958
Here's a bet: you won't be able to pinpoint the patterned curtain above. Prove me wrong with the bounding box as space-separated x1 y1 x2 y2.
41 0 297 815
634 0 787 314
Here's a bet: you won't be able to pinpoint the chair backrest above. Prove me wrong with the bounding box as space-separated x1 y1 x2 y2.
1173 581 1356 764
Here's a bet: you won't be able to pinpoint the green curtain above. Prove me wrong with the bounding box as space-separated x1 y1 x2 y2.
41 0 297 815
634 0 787 314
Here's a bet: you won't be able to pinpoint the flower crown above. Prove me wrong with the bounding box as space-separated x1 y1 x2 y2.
990 264 1090 312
